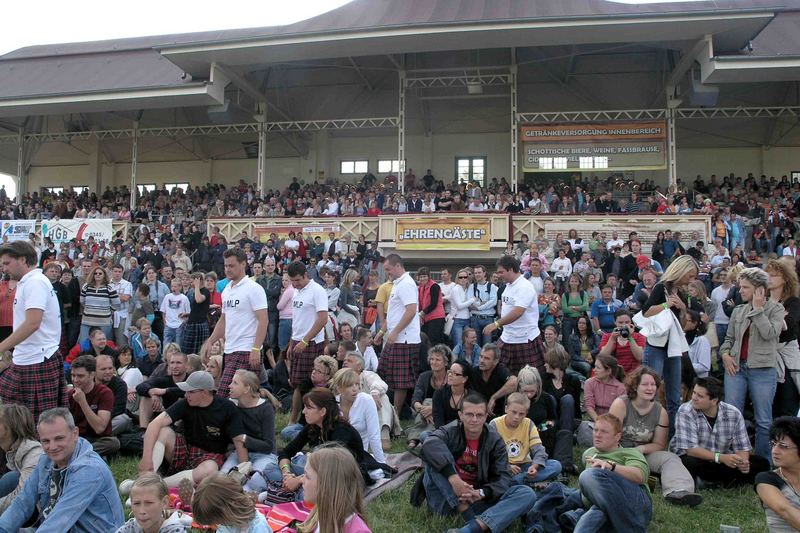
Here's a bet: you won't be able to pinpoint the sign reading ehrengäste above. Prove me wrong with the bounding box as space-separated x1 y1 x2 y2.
396 217 490 250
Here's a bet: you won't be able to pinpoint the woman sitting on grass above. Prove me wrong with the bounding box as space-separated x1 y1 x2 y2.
756 417 800 532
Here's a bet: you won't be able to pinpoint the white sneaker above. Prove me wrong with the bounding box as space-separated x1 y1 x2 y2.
119 479 134 497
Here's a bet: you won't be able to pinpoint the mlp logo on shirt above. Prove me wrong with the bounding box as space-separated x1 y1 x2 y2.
223 299 241 310
502 294 515 306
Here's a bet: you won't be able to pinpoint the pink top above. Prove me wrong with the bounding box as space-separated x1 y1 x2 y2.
314 514 371 533
277 286 295 320
584 377 626 415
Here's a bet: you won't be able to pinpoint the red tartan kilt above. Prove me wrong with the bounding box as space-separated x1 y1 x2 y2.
377 342 420 390
288 341 326 388
217 351 262 399
165 433 225 476
0 351 66 423
498 336 546 374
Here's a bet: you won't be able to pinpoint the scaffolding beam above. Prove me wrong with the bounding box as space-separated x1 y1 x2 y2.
398 71 407 193
130 122 139 211
510 62 518 193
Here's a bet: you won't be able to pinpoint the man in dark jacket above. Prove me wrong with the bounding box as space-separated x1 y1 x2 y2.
421 393 535 533
255 257 282 353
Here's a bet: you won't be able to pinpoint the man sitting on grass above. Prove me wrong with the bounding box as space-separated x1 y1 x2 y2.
0 408 124 532
489 392 562 486
421 392 536 533
571 413 652 532
671 376 770 487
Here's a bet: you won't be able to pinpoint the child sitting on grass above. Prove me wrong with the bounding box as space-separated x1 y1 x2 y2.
489 392 563 485
115 472 191 533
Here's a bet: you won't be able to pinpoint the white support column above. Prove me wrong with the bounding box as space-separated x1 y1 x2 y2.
666 106 678 191
510 64 519 193
129 122 139 211
397 70 406 193
257 120 268 194
16 129 24 198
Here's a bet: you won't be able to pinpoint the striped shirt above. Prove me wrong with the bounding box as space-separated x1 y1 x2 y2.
80 284 121 327
670 401 751 456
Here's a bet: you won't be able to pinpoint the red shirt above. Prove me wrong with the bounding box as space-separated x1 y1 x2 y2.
599 331 646 374
0 281 14 328
68 383 114 438
455 438 480 488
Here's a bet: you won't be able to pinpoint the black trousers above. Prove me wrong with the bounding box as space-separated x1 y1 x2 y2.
681 454 770 487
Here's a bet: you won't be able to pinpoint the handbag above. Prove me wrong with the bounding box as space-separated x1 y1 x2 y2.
444 315 455 336
262 480 298 504
363 306 378 326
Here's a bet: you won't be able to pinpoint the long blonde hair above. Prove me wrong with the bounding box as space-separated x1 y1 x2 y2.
660 255 698 286
298 446 368 533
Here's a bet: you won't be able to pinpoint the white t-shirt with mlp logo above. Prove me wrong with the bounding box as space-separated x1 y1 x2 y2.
387 272 421 344
500 274 540 344
221 276 268 353
291 280 328 344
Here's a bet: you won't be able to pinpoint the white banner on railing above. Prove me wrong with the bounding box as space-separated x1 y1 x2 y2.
41 219 114 244
1 220 36 242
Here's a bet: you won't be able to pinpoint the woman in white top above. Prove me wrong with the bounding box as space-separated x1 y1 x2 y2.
685 310 711 378
343 353 402 452
331 368 386 463
449 268 476 346
116 346 144 411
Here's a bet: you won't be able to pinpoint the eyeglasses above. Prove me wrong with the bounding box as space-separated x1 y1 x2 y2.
457 276 469 279
311 367 330 376
770 440 798 451
447 370 465 377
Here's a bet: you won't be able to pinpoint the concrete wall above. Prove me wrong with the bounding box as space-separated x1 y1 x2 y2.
21 132 800 194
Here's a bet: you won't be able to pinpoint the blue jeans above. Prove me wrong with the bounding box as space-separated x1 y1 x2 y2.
221 451 280 493
512 460 562 485
278 319 292 352
0 470 20 498
643 343 682 436
558 394 576 433
267 315 278 351
724 362 777 460
451 318 472 347
163 325 184 347
263 453 307 500
280 423 304 442
574 468 652 533
78 323 113 344
715 323 729 365
471 315 495 346
423 464 536 532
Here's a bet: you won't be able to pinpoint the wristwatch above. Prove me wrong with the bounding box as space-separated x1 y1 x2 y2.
478 488 485 499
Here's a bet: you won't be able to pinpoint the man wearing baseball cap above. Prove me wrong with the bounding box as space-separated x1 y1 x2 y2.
123 371 247 494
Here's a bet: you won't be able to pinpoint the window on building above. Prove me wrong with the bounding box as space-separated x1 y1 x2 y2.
136 184 157 196
42 186 64 195
593 157 609 169
378 159 403 174
72 185 89 193
455 157 486 185
553 157 568 170
340 160 369 174
538 157 553 170
578 156 610 170
165 182 189 193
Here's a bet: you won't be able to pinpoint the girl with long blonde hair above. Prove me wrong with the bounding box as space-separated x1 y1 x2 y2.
298 445 371 533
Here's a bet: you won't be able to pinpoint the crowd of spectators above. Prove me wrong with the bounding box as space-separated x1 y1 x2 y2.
1 168 800 531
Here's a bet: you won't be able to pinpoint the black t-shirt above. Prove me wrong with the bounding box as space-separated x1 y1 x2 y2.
166 396 245 453
188 287 211 323
470 364 512 414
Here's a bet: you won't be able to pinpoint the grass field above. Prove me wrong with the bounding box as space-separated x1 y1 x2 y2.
111 410 770 533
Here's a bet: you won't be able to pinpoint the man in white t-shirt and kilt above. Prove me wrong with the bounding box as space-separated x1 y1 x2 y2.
286 261 329 425
202 248 268 398
376 254 421 412
0 241 67 422
483 255 546 375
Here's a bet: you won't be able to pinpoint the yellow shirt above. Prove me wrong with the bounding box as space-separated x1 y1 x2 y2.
490 415 542 465
375 281 393 305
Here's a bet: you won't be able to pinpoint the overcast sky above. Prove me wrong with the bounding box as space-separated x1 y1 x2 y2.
0 0 352 56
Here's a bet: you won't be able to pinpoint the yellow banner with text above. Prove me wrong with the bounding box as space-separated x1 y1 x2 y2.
396 217 490 250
